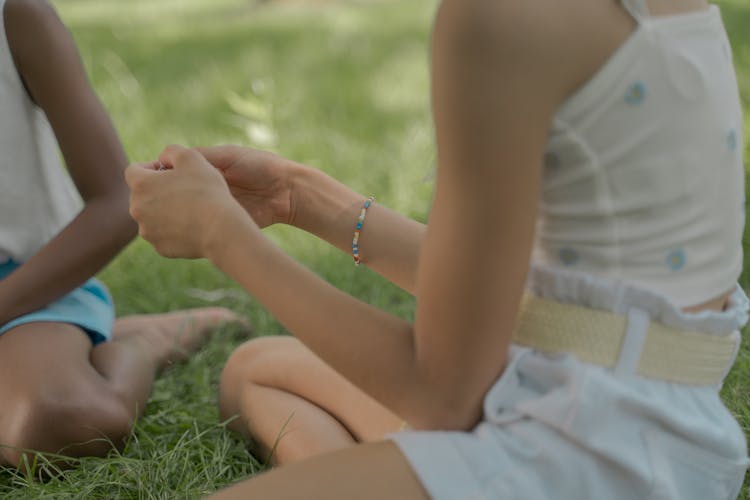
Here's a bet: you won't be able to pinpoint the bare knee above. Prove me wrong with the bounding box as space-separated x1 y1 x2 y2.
1 386 133 467
218 336 300 423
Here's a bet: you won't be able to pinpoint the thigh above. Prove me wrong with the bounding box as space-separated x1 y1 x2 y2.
222 336 404 441
210 440 429 500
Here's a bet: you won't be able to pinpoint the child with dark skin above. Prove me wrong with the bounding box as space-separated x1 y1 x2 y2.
0 0 240 467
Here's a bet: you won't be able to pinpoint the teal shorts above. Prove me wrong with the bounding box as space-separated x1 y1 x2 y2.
0 260 114 345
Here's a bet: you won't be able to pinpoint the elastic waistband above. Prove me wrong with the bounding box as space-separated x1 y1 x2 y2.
526 265 748 335
518 265 747 386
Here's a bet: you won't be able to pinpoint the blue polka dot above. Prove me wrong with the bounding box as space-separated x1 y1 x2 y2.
544 152 562 170
625 82 647 105
666 249 686 271
559 248 580 266
728 130 738 151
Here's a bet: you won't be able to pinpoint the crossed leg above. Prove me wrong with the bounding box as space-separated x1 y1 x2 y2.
0 307 240 468
217 336 428 497
209 440 429 500
218 336 405 465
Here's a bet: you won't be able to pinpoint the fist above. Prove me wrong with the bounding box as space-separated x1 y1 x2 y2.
126 144 249 259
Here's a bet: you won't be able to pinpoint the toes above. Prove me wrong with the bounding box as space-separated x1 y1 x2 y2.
200 307 250 329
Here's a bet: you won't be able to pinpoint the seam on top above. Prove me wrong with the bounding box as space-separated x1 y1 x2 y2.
555 117 623 279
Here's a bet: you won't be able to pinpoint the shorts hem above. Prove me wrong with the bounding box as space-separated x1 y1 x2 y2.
389 431 490 500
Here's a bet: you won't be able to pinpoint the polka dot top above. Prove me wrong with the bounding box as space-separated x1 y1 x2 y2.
534 3 745 308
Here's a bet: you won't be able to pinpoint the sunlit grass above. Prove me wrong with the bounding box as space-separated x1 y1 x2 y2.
1 0 748 497
4 0 435 496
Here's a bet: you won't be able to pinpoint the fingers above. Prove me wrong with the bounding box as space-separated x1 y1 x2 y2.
126 144 242 187
124 161 158 188
194 144 244 171
126 145 228 190
125 160 162 172
143 160 163 171
124 160 173 225
158 144 211 171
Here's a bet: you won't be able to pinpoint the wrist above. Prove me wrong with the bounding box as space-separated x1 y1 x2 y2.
289 164 362 235
203 202 259 265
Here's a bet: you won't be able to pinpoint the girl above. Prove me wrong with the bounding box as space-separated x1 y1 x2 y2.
127 0 749 497
0 0 239 468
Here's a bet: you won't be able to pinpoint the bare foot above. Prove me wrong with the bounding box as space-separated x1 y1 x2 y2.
112 307 248 371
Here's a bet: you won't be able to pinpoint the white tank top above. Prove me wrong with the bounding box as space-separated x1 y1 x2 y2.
534 1 745 307
0 0 82 263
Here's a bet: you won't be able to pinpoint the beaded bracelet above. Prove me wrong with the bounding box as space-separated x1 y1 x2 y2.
352 196 375 266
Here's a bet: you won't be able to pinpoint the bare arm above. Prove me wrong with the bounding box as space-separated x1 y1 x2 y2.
194 146 427 293
129 0 632 429
290 164 426 291
0 0 134 325
197 3 552 425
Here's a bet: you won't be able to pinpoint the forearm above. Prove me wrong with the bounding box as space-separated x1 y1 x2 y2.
0 0 138 326
290 164 426 293
207 215 451 427
0 193 136 325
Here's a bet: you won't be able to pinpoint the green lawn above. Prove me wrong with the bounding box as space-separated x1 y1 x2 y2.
1 0 748 497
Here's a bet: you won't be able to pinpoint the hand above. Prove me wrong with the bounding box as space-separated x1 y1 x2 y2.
195 145 296 228
125 144 252 259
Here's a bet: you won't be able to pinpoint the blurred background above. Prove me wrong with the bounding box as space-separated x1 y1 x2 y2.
0 0 747 497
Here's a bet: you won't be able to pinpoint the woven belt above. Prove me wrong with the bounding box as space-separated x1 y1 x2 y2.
512 294 739 385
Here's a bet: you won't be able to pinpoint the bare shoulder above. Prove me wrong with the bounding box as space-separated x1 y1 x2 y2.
4 0 62 31
4 0 84 103
434 0 637 99
4 0 70 71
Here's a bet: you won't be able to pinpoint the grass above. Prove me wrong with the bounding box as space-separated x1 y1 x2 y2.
1 0 748 497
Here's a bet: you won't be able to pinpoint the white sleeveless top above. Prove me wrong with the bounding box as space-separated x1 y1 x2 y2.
534 1 745 307
0 0 82 263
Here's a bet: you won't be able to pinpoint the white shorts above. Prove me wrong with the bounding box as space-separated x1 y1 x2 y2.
390 266 750 500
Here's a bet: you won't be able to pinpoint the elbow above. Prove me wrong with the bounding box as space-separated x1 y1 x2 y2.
120 213 139 240
106 205 139 244
110 187 138 238
86 187 138 241
404 360 507 431
407 392 484 432
115 195 139 241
